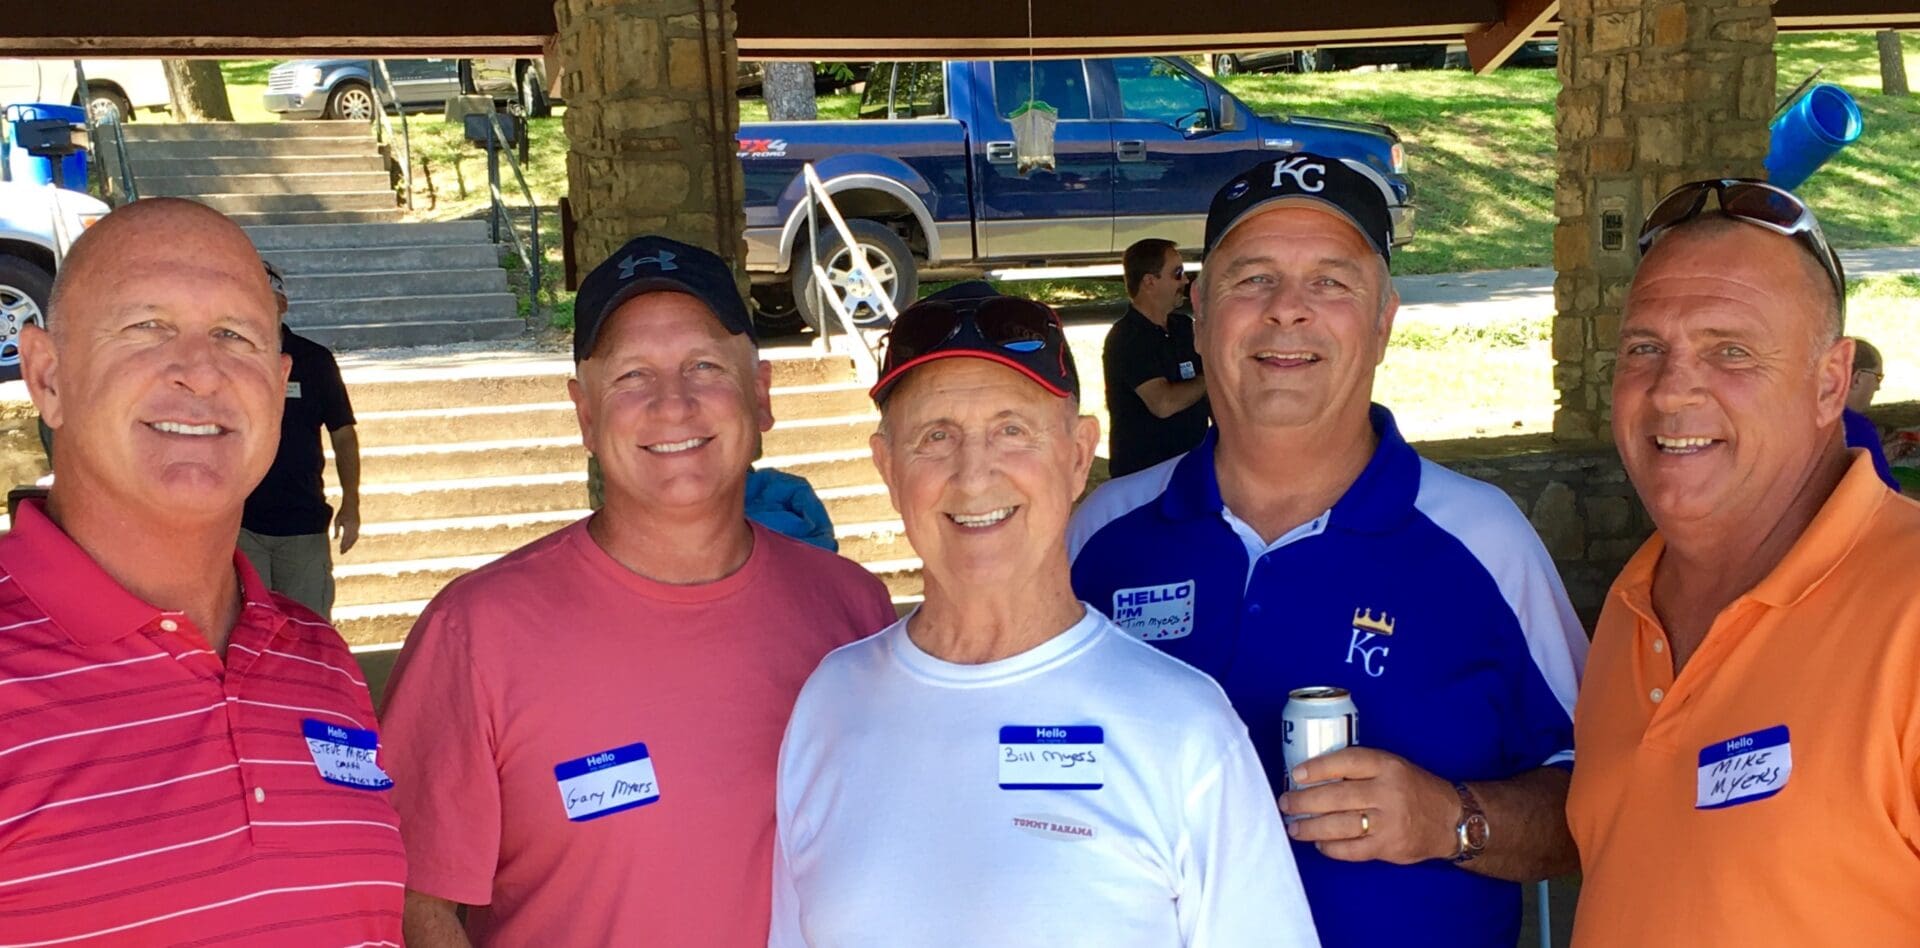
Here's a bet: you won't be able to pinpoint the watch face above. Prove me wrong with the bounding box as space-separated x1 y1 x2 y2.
1465 813 1490 849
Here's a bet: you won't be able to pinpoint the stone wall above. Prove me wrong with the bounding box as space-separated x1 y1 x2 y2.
552 0 745 270
1552 0 1776 441
1427 437 1654 630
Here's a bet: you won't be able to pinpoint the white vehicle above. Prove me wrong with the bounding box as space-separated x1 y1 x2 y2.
0 182 109 381
0 59 173 124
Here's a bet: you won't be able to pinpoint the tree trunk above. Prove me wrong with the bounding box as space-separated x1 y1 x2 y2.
1878 31 1910 97
163 60 235 122
763 61 817 122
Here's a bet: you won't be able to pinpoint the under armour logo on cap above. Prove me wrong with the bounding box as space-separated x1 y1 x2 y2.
618 250 677 279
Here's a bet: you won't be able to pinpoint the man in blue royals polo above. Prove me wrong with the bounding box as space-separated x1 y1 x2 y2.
1069 154 1588 947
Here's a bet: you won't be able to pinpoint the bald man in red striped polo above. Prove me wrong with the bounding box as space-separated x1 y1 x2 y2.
0 198 405 944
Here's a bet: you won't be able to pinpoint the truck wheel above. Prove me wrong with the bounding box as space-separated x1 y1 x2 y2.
520 67 552 118
792 219 917 334
751 284 807 336
85 86 134 124
326 81 377 122
1212 55 1239 76
1295 50 1323 73
0 255 54 384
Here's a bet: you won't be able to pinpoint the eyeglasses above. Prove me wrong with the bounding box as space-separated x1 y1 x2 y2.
1638 178 1846 317
1856 368 1885 383
878 295 1072 381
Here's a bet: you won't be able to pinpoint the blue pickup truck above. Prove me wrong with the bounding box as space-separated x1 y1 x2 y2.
736 56 1413 331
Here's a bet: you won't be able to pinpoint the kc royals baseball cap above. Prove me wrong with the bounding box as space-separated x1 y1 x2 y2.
1203 152 1396 264
573 235 755 362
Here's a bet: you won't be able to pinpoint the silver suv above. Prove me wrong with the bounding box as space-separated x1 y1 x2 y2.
265 58 552 121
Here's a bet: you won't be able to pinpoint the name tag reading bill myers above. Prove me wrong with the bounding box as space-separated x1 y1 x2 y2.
999 726 1104 790
555 742 661 822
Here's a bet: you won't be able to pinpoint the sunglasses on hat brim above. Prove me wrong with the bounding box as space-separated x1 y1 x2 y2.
1638 178 1846 317
872 296 1074 400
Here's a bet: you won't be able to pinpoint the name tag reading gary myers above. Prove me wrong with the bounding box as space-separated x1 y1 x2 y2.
301 719 394 791
999 726 1104 790
555 742 661 822
1697 725 1792 810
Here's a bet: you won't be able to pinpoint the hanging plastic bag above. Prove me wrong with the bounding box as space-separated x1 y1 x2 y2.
1010 99 1058 175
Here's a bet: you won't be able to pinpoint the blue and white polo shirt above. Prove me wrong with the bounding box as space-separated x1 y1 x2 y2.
1068 406 1586 948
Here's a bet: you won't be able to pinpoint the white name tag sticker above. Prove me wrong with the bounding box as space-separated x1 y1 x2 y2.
286 381 302 399
1110 581 1196 641
1177 360 1197 381
301 719 394 791
554 742 661 822
1696 725 1791 810
999 726 1104 790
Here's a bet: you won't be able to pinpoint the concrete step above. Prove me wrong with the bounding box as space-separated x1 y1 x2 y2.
264 243 504 275
769 449 879 491
122 137 382 159
341 371 862 414
350 402 873 454
140 171 395 197
837 520 915 562
817 484 896 525
226 209 404 226
288 292 518 327
186 191 398 215
338 509 582 568
335 471 588 522
335 553 499 609
335 602 427 649
297 317 527 350
247 221 490 251
119 120 374 141
867 557 926 600
285 268 510 301
111 154 390 177
333 438 586 486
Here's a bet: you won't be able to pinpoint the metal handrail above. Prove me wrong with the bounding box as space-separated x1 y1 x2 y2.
369 60 416 211
800 163 885 384
95 108 138 203
480 110 543 311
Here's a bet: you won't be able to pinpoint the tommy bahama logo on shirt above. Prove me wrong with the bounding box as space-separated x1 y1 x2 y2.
1011 814 1096 842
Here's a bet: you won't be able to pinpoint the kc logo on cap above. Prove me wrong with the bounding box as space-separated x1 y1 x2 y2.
1270 155 1328 194
1203 151 1396 264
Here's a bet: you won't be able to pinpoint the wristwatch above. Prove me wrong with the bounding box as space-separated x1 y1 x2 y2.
1450 781 1489 864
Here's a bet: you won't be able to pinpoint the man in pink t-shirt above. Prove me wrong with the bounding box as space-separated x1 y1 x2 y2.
381 236 895 946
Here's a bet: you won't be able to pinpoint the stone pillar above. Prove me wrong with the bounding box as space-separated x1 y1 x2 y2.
552 0 745 270
1552 0 1776 440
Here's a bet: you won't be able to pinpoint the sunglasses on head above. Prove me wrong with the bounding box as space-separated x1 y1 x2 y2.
879 295 1071 379
1638 178 1846 316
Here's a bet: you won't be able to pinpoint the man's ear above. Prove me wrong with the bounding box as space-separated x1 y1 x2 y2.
754 358 775 433
870 428 901 515
19 323 60 430
1815 335 1854 428
1070 412 1101 496
567 370 595 456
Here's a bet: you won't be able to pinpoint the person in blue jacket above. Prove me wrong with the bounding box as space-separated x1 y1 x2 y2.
746 434 837 551
1842 337 1900 491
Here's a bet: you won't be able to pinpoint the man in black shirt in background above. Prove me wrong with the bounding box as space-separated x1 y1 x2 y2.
1103 238 1209 477
238 262 360 617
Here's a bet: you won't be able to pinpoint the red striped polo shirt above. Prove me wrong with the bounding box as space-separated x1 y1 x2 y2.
0 501 406 946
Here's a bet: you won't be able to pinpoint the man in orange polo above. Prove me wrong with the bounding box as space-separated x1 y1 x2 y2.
1567 180 1920 945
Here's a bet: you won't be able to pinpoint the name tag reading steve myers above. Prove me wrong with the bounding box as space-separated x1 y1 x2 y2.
555 742 661 822
301 719 394 790
999 726 1104 790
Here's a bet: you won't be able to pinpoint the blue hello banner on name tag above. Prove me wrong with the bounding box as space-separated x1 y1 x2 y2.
1696 725 1792 810
998 725 1105 790
554 742 661 822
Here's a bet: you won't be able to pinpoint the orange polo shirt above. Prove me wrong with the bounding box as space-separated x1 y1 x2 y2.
1567 451 1920 946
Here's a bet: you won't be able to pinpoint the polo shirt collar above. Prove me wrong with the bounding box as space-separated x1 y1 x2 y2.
1161 404 1421 535
1610 449 1893 618
1 499 285 648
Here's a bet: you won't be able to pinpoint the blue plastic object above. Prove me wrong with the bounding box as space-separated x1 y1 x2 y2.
3 103 89 191
1765 84 1862 191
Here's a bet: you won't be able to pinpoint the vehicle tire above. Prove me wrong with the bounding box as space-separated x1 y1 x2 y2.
750 284 807 337
1212 54 1239 76
0 255 54 384
791 219 917 334
519 67 552 118
1295 50 1322 73
84 86 134 124
325 81 377 122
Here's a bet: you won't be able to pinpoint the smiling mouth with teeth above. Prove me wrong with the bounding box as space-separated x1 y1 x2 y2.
1254 351 1322 365
948 506 1018 528
646 436 712 455
1653 435 1719 454
148 421 225 437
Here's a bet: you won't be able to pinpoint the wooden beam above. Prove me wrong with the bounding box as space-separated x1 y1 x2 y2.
1464 0 1559 75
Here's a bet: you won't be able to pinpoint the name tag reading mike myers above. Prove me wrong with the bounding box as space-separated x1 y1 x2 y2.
999 726 1105 790
1696 725 1792 810
554 742 661 822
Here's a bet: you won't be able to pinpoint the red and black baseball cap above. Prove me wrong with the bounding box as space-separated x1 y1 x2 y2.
574 235 755 362
868 281 1079 405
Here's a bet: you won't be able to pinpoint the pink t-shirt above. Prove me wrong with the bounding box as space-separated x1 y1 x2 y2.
380 518 895 946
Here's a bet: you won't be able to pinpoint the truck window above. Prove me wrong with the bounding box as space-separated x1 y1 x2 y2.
894 62 946 118
990 60 1091 121
859 64 896 119
1113 57 1211 129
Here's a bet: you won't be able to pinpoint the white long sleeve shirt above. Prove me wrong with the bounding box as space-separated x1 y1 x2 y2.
772 607 1319 947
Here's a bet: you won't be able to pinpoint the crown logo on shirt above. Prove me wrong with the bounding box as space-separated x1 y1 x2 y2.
1352 608 1395 636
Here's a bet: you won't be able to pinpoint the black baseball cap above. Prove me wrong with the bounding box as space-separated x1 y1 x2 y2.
1204 153 1395 264
869 281 1079 404
573 235 755 362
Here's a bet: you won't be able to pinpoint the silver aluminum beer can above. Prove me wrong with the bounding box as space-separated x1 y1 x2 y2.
1282 686 1357 791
